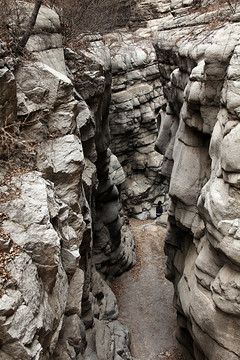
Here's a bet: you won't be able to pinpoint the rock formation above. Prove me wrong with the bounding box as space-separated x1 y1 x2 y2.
153 1 240 359
106 31 167 219
0 5 135 360
1 1 240 360
106 1 240 358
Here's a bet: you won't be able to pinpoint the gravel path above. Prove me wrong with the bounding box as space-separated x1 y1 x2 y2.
111 218 187 360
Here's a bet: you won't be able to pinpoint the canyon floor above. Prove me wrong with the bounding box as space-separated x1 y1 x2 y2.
111 217 187 360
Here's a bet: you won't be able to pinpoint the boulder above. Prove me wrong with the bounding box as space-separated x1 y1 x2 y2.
37 135 84 207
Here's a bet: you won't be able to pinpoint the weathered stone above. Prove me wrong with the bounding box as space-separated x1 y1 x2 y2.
153 4 240 360
211 264 240 316
169 121 210 214
53 314 86 359
0 67 17 127
221 123 240 173
109 153 125 186
37 135 84 207
92 269 118 321
1 174 61 275
3 1 240 360
0 5 137 360
61 248 80 276
106 33 165 215
0 291 22 317
66 268 85 316
16 62 74 116
24 4 66 75
0 350 14 360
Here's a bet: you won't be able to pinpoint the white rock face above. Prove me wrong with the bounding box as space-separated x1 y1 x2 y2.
24 3 66 75
0 173 69 359
2 1 240 359
0 4 135 360
37 134 85 208
105 33 166 219
153 2 240 359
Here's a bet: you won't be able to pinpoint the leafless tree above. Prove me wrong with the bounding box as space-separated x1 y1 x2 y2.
48 0 135 45
0 0 134 50
226 0 238 13
18 0 43 50
0 0 43 53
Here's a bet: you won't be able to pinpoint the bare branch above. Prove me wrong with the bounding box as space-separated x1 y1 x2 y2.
227 0 237 13
17 0 43 51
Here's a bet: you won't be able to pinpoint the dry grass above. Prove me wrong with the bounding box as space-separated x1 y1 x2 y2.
0 162 34 203
0 212 22 297
0 240 21 289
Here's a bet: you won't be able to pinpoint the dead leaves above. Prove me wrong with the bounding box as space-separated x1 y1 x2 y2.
0 214 22 296
0 165 24 203
0 169 24 297
0 212 9 223
0 240 22 292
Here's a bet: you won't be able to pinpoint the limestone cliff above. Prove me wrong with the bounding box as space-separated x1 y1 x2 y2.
0 5 135 360
153 1 240 359
106 31 167 219
106 0 240 359
1 1 240 360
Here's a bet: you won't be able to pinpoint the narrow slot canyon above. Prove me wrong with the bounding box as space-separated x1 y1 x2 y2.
111 218 186 360
0 1 240 360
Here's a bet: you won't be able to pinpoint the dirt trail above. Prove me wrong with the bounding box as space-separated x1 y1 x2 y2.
112 218 186 360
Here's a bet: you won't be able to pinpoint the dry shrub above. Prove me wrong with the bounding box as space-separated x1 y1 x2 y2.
0 0 28 50
0 123 37 167
0 0 135 50
47 0 135 45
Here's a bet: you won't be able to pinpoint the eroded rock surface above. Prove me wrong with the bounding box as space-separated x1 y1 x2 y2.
106 31 167 219
153 2 240 359
0 5 135 360
1 1 240 360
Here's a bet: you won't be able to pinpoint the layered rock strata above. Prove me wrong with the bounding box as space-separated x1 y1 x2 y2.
106 31 167 219
154 2 240 359
1 1 240 360
0 5 135 360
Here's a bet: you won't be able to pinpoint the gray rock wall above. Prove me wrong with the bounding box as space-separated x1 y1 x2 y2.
1 1 240 360
0 5 135 360
153 2 240 359
105 31 168 219
101 3 240 356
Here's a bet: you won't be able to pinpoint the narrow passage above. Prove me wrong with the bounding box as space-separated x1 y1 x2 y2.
112 218 186 360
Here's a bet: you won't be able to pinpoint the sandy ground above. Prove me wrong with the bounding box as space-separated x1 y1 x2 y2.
111 218 187 360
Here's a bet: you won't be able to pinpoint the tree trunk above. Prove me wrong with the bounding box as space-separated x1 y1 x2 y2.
18 0 43 52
